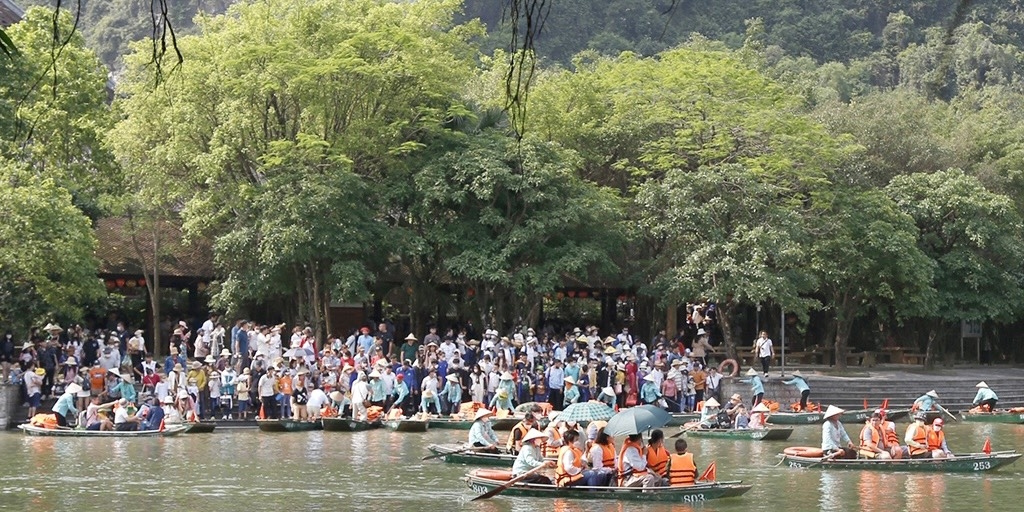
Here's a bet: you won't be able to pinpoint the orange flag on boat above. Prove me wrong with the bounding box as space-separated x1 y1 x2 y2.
698 461 717 482
983 437 992 454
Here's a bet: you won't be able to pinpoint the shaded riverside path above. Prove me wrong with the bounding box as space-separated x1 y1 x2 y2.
3 421 1024 511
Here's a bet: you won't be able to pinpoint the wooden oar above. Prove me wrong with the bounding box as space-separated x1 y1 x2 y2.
471 463 548 501
670 421 703 438
938 404 959 422
421 445 485 461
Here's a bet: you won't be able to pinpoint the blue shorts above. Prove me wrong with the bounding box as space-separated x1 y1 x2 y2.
238 401 248 412
28 392 41 408
86 423 101 431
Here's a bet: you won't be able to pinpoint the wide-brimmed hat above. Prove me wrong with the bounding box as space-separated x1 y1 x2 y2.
190 361 202 370
467 339 480 346
404 333 417 341
21 342 33 350
601 386 615 397
243 368 251 374
204 355 216 364
172 363 183 372
603 346 617 354
44 323 63 332
730 394 741 401
368 370 381 378
177 390 189 399
643 374 656 382
823 405 845 420
220 348 231 357
563 376 576 385
161 395 174 404
671 359 684 367
446 374 459 383
522 429 547 444
745 368 758 376
134 329 144 336
474 409 494 421
65 357 78 366
791 370 803 377
65 383 83 395
500 372 513 380
330 391 345 402
976 382 988 389
109 368 123 379
926 390 939 398
704 398 720 408
751 403 770 413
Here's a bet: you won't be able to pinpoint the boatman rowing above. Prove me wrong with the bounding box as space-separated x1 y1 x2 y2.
821 405 856 459
912 390 940 413
468 409 500 453
973 382 998 411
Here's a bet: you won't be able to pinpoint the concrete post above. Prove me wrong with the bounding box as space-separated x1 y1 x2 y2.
0 384 20 429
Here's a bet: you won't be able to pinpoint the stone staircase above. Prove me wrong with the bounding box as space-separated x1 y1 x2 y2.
719 367 1024 413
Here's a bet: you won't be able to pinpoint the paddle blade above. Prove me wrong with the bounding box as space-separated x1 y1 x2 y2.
698 461 717 482
983 437 992 454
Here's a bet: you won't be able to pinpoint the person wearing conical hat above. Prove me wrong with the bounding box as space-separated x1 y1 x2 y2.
822 405 856 459
597 386 616 409
739 368 765 407
912 390 940 413
782 370 811 411
699 397 721 427
497 371 518 407
490 388 514 413
468 408 500 453
639 373 663 407
563 376 581 409
51 382 82 428
512 428 556 484
748 402 770 429
367 369 387 409
972 382 999 411
441 373 463 415
419 387 442 416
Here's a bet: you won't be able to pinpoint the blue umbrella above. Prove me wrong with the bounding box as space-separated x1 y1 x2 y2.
604 405 671 437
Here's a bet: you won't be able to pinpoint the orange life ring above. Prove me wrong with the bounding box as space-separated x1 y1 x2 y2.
784 446 824 457
718 359 739 376
472 469 514 481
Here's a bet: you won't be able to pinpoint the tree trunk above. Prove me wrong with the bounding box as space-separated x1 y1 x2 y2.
718 303 737 360
524 295 542 330
924 326 938 370
150 228 162 358
833 294 855 371
310 265 322 350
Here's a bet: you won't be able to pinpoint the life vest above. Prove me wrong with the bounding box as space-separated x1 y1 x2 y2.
668 452 696 486
617 439 648 485
645 445 670 477
882 421 899 447
506 421 531 451
926 429 945 451
543 426 564 458
908 424 929 456
89 368 106 391
555 445 584 487
278 377 293 395
598 441 616 469
860 424 881 450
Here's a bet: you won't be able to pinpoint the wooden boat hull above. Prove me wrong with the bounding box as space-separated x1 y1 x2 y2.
385 419 429 432
884 408 911 421
839 409 873 423
686 427 793 441
427 444 523 467
781 451 1021 472
18 424 188 437
256 419 323 432
665 413 701 426
961 412 1024 424
767 412 823 425
321 417 381 432
465 471 751 502
184 421 218 433
429 417 520 431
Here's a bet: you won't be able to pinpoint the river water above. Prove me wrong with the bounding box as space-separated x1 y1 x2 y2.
2 421 1022 511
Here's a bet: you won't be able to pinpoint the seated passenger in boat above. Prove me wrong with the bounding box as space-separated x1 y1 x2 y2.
858 413 891 459
667 438 697 486
84 395 117 431
468 409 500 453
644 429 670 485
618 434 662 487
512 429 555 484
555 430 598 487
161 395 183 425
926 418 954 459
904 412 932 459
587 427 617 485
733 406 749 429
113 399 141 431
876 409 906 458
748 403 769 429
698 398 720 427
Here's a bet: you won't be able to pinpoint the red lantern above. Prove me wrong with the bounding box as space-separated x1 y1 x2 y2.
556 292 565 300
105 280 116 290
578 291 589 298
567 291 576 298
467 288 475 298
138 278 147 287
115 278 126 287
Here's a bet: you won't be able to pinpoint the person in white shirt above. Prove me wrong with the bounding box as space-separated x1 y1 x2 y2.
305 388 329 419
439 339 457 362
754 331 774 378
350 372 370 420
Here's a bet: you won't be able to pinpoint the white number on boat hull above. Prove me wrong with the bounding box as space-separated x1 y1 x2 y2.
681 494 706 503
470 485 488 493
973 461 991 471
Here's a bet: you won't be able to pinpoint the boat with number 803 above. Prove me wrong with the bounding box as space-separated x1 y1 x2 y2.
464 469 751 502
780 451 1020 472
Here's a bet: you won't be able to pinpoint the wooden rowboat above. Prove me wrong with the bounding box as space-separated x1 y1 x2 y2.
961 411 1024 424
321 417 381 432
780 451 1021 472
385 418 429 432
18 424 189 437
766 411 823 425
685 427 793 441
665 413 701 426
184 421 218 433
838 409 874 423
429 416 520 431
427 443 531 467
465 469 751 502
256 418 323 432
